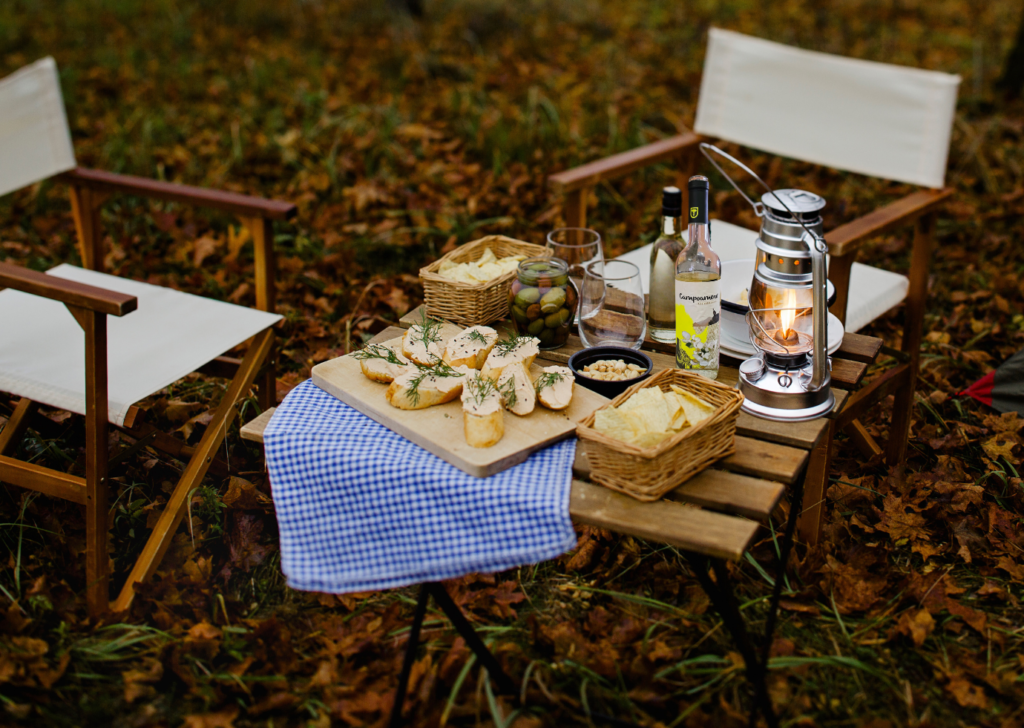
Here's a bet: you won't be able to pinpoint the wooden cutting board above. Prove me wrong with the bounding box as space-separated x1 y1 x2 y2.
311 330 608 477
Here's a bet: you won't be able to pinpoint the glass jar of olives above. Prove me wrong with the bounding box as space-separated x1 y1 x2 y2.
508 257 575 350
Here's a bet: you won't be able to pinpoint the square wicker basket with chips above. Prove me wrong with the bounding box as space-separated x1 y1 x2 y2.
576 369 744 501
420 235 550 326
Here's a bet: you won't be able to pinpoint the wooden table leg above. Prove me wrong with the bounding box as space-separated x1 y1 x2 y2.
797 423 832 546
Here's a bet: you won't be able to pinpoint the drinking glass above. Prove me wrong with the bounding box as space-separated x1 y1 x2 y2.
578 260 647 350
546 228 603 322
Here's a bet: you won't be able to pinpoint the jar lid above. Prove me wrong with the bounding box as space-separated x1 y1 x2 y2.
517 256 568 285
761 189 826 219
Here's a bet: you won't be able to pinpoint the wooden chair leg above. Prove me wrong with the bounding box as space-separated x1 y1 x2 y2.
0 398 37 456
111 329 274 613
797 422 832 546
885 212 934 468
66 305 111 617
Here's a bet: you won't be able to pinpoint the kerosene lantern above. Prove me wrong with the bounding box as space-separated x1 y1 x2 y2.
700 144 835 421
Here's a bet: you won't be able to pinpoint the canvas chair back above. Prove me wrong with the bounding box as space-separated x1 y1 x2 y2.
694 28 960 189
0 56 76 198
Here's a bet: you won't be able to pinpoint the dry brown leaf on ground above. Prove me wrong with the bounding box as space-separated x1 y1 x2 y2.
894 608 935 647
182 707 240 728
822 554 889 613
945 675 990 709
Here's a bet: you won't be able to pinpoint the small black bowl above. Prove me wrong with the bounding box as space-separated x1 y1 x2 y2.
568 347 654 399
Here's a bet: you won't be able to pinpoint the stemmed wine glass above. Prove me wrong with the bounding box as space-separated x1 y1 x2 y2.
578 260 647 350
546 228 603 323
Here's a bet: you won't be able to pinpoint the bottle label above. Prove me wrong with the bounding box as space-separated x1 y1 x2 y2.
676 279 720 370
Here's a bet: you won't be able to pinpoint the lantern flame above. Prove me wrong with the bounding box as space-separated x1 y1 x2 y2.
780 288 797 337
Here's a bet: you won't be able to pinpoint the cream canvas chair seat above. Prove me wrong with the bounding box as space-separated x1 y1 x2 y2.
549 28 960 545
614 219 909 334
0 264 281 426
0 56 295 616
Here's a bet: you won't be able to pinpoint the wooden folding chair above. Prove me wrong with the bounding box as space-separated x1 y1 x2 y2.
547 28 960 542
0 57 295 616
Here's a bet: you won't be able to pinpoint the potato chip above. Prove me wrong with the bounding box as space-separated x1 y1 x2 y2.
670 385 716 426
632 430 672 449
623 398 671 436
594 407 638 442
618 387 664 413
437 249 526 285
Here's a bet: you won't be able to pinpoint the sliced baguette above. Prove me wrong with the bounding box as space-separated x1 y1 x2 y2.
385 365 469 410
402 323 445 366
496 361 536 416
356 344 410 383
481 336 540 381
535 365 574 410
443 326 498 369
461 372 504 448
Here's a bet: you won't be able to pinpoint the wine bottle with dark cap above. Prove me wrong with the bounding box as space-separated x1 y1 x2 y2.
675 175 721 379
647 186 685 343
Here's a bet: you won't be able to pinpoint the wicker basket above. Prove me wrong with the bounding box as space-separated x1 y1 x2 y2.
420 235 550 326
576 369 744 502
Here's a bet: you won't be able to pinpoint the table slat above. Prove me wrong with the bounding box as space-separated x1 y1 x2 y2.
241 407 275 442
568 479 758 561
573 448 784 520
720 436 809 484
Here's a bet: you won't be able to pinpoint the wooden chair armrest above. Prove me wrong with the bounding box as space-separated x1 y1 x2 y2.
826 187 953 257
61 167 297 221
548 132 703 194
0 261 137 316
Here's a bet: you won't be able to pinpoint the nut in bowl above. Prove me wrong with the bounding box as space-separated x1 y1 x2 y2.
568 347 653 399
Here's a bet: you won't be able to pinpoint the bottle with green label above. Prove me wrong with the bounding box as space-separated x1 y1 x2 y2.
675 175 721 379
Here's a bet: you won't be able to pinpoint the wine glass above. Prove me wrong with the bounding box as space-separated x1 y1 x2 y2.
578 260 647 350
546 228 603 322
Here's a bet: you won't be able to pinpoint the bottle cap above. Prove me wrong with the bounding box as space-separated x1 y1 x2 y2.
687 175 710 190
661 186 682 216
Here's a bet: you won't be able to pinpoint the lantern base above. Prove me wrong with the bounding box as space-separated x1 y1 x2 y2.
739 394 836 422
738 355 835 422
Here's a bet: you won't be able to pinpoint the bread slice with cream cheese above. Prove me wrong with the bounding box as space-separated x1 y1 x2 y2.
385 363 470 410
353 343 410 383
481 336 540 381
461 370 504 448
443 326 498 369
402 321 445 366
496 361 536 416
534 365 575 411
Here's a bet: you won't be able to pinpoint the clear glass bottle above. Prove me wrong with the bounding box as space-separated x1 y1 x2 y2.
675 175 721 379
647 186 685 343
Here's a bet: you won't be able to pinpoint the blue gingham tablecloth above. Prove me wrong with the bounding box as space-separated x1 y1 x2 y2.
263 379 578 594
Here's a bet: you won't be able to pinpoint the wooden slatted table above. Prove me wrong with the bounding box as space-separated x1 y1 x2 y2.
243 319 884 727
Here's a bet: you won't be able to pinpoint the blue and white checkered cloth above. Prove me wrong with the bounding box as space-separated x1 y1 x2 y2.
264 379 578 594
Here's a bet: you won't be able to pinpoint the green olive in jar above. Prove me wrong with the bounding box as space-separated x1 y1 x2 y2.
514 287 541 309
527 318 546 336
538 327 555 346
545 307 571 328
511 305 529 325
539 288 566 314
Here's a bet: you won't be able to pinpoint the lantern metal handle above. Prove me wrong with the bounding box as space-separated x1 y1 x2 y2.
698 143 828 254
